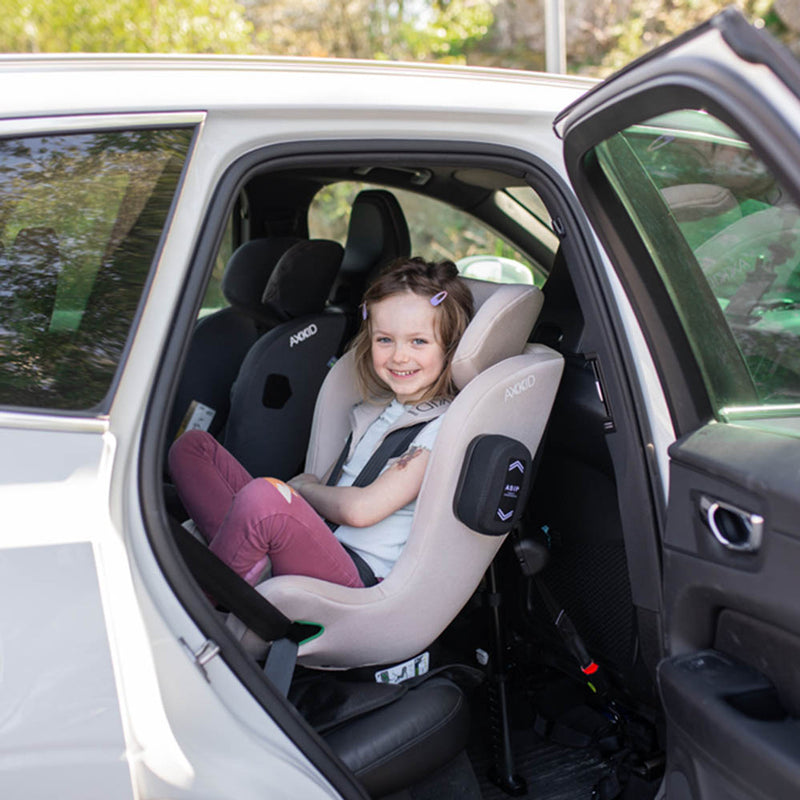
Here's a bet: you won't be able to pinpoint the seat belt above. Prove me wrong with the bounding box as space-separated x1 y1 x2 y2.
172 520 320 693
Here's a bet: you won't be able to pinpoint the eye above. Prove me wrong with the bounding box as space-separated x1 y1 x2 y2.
412 338 428 346
375 335 391 344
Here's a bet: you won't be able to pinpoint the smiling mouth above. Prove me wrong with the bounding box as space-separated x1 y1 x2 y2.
389 369 419 378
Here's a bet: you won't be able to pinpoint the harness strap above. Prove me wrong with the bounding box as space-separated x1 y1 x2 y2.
342 544 380 588
326 422 428 489
325 421 429 586
349 422 429 489
325 433 353 487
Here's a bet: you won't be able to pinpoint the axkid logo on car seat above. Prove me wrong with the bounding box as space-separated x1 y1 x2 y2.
504 374 536 402
289 323 318 347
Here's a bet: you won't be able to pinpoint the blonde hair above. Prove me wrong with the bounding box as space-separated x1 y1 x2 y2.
351 257 474 403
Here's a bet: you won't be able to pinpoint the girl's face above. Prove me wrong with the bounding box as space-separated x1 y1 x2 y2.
370 291 446 405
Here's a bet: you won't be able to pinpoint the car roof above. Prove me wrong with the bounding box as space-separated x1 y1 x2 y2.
0 54 596 121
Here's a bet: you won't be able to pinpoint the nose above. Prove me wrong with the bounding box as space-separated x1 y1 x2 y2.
392 344 408 364
392 342 410 362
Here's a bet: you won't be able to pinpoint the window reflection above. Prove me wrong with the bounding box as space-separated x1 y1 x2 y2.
0 127 193 410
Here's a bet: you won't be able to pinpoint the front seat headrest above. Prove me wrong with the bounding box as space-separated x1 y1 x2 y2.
221 237 301 323
340 189 411 277
261 238 344 323
661 183 739 223
451 283 543 390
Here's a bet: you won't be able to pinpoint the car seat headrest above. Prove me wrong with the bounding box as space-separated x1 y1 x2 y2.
222 237 301 323
451 283 543 390
261 238 344 322
661 183 739 223
340 189 411 277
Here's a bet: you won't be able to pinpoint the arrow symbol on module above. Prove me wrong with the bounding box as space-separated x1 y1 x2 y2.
509 460 525 473
497 509 513 521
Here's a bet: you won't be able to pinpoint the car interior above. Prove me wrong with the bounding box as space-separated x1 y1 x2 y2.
160 155 667 800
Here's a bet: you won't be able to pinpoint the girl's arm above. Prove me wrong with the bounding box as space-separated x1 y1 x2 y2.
288 446 431 527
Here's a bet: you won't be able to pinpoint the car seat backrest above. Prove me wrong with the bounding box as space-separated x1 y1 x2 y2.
254 280 564 669
223 238 347 479
340 189 411 276
330 189 411 311
222 236 303 327
168 237 301 442
260 238 344 322
452 281 545 387
661 182 744 251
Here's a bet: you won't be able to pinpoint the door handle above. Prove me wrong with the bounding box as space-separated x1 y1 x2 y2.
699 495 764 553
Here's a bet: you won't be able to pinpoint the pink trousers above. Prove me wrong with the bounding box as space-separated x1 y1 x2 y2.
168 430 363 587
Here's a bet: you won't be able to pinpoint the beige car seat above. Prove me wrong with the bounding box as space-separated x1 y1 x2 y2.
241 279 564 669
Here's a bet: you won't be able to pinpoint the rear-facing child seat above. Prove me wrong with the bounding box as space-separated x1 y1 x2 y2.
168 236 301 442
222 238 346 479
241 279 565 669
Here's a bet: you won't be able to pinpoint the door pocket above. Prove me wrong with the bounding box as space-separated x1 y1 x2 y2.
715 607 800 717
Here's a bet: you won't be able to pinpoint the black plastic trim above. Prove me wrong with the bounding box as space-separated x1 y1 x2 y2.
716 6 800 95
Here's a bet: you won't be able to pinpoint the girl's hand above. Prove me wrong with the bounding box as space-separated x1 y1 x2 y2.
288 472 320 492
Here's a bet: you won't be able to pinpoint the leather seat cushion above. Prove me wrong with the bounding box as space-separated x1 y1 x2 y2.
322 677 470 797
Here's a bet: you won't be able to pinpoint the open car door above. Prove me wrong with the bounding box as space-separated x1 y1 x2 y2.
557 9 800 799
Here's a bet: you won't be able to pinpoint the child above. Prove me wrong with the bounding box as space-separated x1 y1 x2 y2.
168 257 474 588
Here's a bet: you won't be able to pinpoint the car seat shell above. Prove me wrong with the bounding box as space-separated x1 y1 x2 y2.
242 282 564 669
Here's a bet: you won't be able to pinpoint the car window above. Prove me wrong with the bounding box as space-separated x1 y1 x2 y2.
198 190 248 318
0 127 193 411
592 109 800 410
198 212 236 318
308 180 544 285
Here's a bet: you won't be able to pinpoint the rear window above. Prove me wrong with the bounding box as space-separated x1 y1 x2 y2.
0 127 193 411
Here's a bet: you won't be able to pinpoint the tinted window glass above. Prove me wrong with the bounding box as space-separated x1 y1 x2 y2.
0 127 193 411
594 110 800 408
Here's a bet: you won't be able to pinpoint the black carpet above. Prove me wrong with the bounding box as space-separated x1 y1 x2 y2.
469 726 612 800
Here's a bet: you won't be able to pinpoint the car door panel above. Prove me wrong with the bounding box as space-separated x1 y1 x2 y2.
661 424 800 800
659 650 800 800
557 9 800 799
0 540 134 800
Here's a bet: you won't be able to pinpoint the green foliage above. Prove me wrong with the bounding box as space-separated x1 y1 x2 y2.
251 0 494 64
376 0 495 62
0 0 253 54
598 0 777 75
0 0 790 77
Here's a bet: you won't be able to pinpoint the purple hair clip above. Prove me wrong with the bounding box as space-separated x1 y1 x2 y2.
430 291 447 306
361 302 368 320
